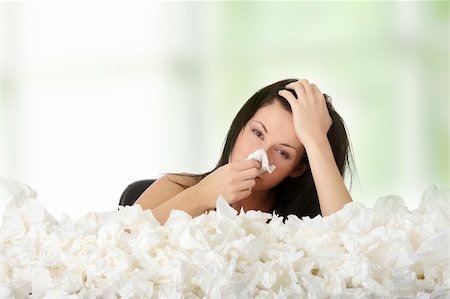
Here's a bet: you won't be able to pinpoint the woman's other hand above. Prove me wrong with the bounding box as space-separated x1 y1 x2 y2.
279 79 352 216
278 79 332 148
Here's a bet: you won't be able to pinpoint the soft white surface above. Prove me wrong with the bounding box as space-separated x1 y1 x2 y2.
246 149 276 175
0 178 37 224
0 178 449 298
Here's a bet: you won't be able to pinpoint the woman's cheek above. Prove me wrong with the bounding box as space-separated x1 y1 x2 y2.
261 167 283 183
231 133 256 161
271 163 292 181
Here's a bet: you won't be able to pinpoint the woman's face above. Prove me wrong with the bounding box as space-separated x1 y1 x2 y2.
229 100 307 191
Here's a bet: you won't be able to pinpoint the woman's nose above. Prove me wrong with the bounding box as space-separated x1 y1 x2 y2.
266 152 275 165
262 147 274 162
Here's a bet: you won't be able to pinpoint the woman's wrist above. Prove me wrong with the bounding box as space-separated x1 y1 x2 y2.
190 183 214 212
302 133 330 154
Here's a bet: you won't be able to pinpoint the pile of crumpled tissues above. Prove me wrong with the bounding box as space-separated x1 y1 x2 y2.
0 178 448 298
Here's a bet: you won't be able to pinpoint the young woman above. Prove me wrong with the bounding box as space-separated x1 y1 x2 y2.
136 79 354 224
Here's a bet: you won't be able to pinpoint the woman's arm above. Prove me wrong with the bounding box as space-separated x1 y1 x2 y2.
135 159 260 224
279 79 352 216
135 175 209 224
304 136 352 216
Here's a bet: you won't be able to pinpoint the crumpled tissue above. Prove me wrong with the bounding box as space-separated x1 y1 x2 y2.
246 148 276 176
0 178 448 298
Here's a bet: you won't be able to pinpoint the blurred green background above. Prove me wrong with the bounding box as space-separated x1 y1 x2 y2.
0 1 448 218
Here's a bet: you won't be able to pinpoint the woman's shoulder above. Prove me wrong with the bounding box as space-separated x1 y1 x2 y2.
161 173 201 188
135 173 202 210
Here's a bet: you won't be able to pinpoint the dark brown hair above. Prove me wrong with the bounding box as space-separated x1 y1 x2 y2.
175 78 354 219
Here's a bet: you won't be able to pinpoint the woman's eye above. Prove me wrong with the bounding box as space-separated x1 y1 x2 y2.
277 149 289 159
253 130 263 139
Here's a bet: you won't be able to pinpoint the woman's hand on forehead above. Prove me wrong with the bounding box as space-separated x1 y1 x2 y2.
278 79 332 148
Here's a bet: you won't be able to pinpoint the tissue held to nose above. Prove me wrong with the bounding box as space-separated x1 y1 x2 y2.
246 149 276 176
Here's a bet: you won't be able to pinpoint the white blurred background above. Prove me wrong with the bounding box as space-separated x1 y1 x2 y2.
0 2 448 219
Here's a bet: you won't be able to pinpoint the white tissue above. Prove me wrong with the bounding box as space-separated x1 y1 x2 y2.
0 178 37 224
246 149 276 175
216 195 238 220
0 178 448 298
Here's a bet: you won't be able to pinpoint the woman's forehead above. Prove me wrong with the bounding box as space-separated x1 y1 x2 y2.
250 103 303 148
253 101 292 121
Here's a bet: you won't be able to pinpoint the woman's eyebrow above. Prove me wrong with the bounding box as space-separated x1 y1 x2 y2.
254 120 298 152
280 143 297 151
254 121 268 133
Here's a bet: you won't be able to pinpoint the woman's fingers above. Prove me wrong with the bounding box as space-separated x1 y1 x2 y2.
238 178 256 191
278 89 298 108
235 167 260 181
299 79 315 101
311 83 326 103
285 81 307 101
234 159 261 171
278 79 333 147
283 79 325 104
